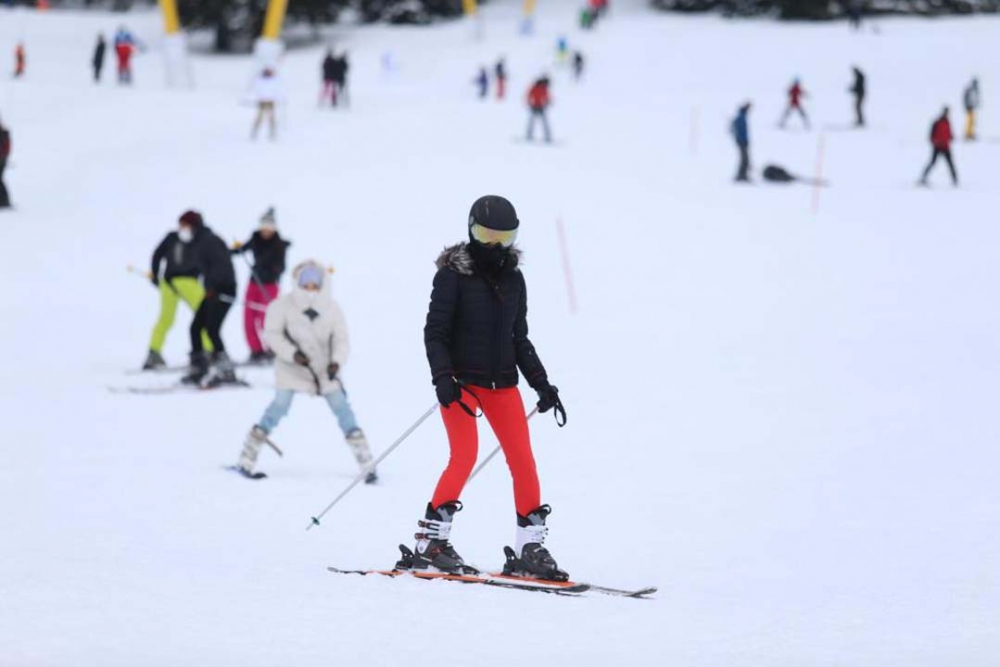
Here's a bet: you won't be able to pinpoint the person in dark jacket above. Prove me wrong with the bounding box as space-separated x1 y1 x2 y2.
400 195 568 582
92 34 106 83
849 66 866 127
920 107 958 187
231 207 291 363
474 66 488 99
332 52 349 107
526 76 552 143
321 49 337 106
572 51 585 81
731 102 751 182
0 119 10 209
179 210 240 386
144 222 213 370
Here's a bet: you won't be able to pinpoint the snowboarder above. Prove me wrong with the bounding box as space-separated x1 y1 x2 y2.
572 51 585 81
250 68 283 140
731 102 751 183
779 79 810 130
0 118 10 209
178 211 240 386
113 26 136 85
402 194 568 580
475 66 488 99
526 76 552 143
143 222 213 370
235 260 376 481
963 78 980 141
13 42 25 78
231 207 290 364
849 66 866 127
321 49 337 106
92 33 106 83
494 57 507 100
920 107 958 187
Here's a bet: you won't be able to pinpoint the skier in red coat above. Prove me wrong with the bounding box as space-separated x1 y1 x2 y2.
920 107 958 186
398 195 569 581
779 78 810 130
525 76 552 143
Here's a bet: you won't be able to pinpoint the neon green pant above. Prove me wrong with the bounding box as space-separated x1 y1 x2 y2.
149 277 213 353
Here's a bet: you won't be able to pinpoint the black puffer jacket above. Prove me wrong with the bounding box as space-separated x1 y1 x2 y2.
232 231 290 284
190 226 236 295
424 243 548 390
151 232 199 281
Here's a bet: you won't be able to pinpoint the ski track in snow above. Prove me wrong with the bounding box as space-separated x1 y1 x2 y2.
1 1 999 665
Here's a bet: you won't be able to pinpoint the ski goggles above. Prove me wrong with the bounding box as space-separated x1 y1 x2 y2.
297 265 325 289
470 223 518 248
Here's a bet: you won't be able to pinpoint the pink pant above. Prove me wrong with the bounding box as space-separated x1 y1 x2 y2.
245 282 279 353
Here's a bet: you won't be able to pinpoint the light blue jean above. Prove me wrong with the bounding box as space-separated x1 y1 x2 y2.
258 388 359 436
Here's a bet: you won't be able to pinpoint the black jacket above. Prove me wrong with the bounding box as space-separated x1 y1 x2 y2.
424 243 548 390
151 232 200 282
190 226 236 294
93 40 106 68
232 231 290 284
322 55 336 81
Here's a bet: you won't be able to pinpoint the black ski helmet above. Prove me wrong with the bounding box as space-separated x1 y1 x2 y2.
468 195 519 237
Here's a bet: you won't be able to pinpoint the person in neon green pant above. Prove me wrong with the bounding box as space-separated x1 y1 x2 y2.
144 225 213 369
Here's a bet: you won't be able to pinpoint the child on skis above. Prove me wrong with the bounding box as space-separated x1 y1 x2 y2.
399 195 568 581
235 260 376 481
779 78 810 130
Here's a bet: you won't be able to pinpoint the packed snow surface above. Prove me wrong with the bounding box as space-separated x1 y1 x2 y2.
1 1 998 665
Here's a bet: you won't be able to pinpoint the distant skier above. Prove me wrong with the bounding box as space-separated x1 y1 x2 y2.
250 68 283 140
556 36 569 64
231 207 291 364
144 221 212 370
526 76 552 143
572 51 585 81
113 26 136 85
963 78 980 141
919 107 958 187
92 33 106 83
475 66 488 99
334 52 349 107
400 195 568 580
178 211 240 386
494 57 507 100
0 118 10 209
321 49 337 106
779 79 810 130
13 42 25 78
235 260 376 482
849 66 866 127
846 0 863 29
730 102 752 183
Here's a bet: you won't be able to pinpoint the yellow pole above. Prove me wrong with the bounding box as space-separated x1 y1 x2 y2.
158 0 181 35
463 0 478 16
262 0 290 40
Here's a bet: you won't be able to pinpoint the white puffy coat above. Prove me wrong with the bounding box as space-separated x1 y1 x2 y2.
252 75 284 104
264 288 350 395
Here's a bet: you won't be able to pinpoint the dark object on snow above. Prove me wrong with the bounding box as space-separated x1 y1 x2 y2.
762 164 828 186
0 122 11 209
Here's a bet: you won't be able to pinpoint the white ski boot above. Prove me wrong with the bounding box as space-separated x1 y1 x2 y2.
346 428 377 484
502 505 569 582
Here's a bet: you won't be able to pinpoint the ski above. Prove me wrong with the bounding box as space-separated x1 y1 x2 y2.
326 567 590 596
127 361 269 376
108 380 251 395
224 465 267 480
487 573 657 598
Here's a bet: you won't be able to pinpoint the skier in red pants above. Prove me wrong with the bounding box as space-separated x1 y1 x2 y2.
231 207 291 363
400 195 568 581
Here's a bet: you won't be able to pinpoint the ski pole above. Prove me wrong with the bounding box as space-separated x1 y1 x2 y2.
218 293 268 313
307 402 439 531
467 407 538 482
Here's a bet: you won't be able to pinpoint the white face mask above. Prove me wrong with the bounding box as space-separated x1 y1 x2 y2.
296 286 320 307
178 227 193 243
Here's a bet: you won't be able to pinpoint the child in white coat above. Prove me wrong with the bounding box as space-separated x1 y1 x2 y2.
236 260 375 481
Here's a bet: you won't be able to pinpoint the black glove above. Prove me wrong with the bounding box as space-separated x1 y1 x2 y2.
434 376 461 407
327 362 340 380
293 351 310 366
536 383 566 426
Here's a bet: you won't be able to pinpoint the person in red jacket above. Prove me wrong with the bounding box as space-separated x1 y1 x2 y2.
0 119 11 209
13 43 25 78
779 78 810 130
526 76 552 143
920 107 958 187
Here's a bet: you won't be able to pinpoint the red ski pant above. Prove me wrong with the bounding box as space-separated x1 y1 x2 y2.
244 282 279 353
431 386 540 517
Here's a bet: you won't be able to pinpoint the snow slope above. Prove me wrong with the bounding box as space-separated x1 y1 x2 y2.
1 1 998 664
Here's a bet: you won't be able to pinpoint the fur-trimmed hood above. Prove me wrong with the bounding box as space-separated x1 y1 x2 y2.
435 242 520 276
